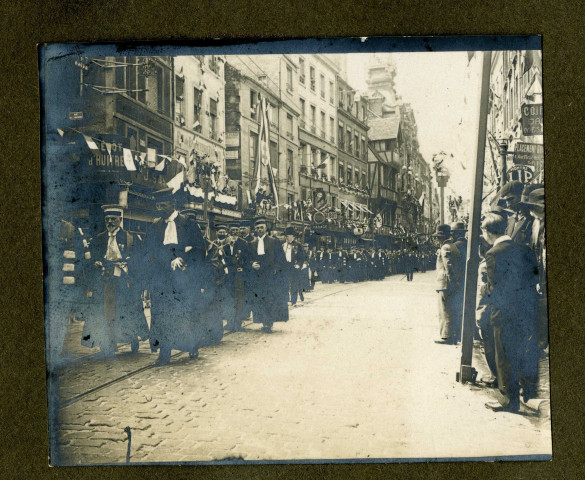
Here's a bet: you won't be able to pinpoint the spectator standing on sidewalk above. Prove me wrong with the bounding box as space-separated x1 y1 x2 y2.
481 213 539 412
433 224 461 345
524 188 548 353
450 221 468 342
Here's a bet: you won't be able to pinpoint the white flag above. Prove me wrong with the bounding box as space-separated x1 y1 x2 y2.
147 148 157 167
122 148 137 171
155 159 165 171
167 171 184 194
83 135 99 152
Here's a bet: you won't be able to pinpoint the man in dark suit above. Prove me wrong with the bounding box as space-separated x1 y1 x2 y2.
433 224 462 345
247 217 288 332
450 222 468 342
525 188 548 355
281 226 306 306
500 180 533 244
481 213 539 412
82 206 149 357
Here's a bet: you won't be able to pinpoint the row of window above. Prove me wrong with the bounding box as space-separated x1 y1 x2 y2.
175 76 220 140
338 122 367 159
298 57 335 104
114 56 172 117
338 87 367 122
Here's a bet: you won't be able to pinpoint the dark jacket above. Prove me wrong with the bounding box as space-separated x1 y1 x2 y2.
482 238 538 328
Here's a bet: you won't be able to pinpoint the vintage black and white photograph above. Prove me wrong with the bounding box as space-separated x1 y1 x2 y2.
41 37 550 465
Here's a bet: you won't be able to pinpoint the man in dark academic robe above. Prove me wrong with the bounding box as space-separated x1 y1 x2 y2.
82 206 149 357
143 200 217 365
281 226 306 306
482 213 539 412
247 217 288 332
238 220 255 319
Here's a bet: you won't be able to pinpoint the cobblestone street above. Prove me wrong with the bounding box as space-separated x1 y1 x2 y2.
52 271 551 465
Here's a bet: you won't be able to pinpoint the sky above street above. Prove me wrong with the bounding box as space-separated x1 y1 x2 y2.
345 51 484 202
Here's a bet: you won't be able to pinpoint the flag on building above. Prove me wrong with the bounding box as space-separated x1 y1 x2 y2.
252 94 279 213
83 135 99 154
122 148 137 171
167 171 184 194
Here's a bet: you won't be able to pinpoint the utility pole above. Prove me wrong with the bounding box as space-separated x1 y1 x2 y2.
458 50 492 384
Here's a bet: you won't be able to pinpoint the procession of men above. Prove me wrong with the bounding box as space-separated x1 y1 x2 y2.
48 196 441 370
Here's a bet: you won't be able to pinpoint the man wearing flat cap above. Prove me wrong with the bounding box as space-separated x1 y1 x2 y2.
433 224 461 345
281 225 306 307
247 216 287 332
82 206 149 357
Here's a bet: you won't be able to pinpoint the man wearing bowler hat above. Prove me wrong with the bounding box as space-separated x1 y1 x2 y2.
499 180 530 243
281 225 306 306
433 224 461 345
247 216 287 332
481 212 539 412
450 221 468 342
82 206 149 357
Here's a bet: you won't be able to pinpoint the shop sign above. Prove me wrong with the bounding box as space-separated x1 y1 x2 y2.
521 103 543 136
87 138 127 170
514 142 544 173
313 211 326 224
225 149 239 159
69 111 84 120
226 132 240 147
326 211 338 220
507 165 534 184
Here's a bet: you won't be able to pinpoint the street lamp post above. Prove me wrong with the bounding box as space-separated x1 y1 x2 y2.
436 170 449 224
498 139 508 188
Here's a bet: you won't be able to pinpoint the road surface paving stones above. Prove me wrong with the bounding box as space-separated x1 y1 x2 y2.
55 272 551 464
